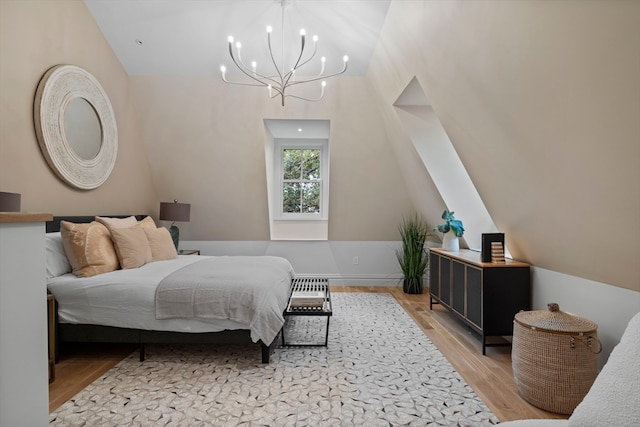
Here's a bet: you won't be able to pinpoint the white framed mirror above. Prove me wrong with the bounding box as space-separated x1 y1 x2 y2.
34 64 117 190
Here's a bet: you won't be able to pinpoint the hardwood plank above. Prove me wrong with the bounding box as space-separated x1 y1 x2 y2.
48 343 136 413
49 287 568 422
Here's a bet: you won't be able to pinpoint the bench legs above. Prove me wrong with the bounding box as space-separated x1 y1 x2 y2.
281 316 331 347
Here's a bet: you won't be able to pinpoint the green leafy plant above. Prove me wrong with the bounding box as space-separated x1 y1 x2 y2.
436 210 464 237
396 213 430 294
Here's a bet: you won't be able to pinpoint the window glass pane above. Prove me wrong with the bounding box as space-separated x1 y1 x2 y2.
302 149 320 179
301 182 320 213
280 146 323 216
283 182 301 213
283 149 301 180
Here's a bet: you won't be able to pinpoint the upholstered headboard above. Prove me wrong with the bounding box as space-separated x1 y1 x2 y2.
46 215 147 233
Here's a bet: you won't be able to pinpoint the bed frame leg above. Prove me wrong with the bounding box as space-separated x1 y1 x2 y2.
261 342 270 363
139 343 145 362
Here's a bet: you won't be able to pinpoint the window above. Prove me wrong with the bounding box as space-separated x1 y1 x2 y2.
275 140 328 220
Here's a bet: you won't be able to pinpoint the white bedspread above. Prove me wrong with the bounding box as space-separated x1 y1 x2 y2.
156 256 295 345
47 255 295 344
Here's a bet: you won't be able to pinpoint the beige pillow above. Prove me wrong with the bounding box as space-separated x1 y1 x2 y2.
95 215 138 230
110 226 152 269
143 227 178 261
60 221 119 277
137 216 156 229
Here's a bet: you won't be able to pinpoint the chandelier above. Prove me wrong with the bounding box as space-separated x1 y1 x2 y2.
220 0 348 106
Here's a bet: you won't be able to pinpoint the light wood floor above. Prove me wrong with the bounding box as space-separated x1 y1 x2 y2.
49 286 567 422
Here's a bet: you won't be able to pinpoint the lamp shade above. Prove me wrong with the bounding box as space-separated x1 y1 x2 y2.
159 201 190 222
0 192 21 212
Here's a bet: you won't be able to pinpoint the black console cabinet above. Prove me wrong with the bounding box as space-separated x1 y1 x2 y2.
429 248 531 354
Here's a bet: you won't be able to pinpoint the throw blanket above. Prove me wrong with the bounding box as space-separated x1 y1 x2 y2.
155 256 295 345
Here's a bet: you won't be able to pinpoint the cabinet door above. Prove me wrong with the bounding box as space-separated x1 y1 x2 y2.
451 260 465 315
440 256 451 306
429 252 440 299
466 266 482 329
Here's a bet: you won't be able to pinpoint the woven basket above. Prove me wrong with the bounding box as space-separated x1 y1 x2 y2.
512 303 601 414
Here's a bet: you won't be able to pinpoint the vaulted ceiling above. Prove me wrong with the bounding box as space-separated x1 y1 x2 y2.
84 0 391 77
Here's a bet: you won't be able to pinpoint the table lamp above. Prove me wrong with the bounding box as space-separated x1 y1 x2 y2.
0 191 21 212
159 199 191 250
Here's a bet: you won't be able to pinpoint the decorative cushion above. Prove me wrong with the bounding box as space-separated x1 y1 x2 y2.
60 221 119 277
110 225 152 269
45 232 72 278
137 216 156 229
95 215 138 230
143 226 178 261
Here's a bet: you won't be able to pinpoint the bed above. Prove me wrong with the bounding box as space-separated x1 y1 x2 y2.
45 215 295 363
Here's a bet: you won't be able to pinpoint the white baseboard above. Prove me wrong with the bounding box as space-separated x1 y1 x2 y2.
295 274 403 287
180 240 404 286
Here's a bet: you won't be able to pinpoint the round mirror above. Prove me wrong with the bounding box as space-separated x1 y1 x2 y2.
64 97 103 160
34 65 117 190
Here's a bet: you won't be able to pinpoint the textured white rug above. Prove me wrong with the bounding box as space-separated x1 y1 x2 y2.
50 292 498 426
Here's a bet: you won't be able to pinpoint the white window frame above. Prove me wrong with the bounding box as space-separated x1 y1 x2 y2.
274 139 329 221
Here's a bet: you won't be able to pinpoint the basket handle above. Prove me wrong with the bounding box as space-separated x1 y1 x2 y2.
571 335 603 354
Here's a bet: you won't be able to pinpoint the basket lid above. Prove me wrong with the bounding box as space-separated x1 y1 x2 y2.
514 303 597 333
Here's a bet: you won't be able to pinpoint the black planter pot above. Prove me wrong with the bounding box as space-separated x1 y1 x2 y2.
403 277 423 294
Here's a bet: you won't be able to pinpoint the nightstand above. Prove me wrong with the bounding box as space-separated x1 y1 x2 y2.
178 249 200 255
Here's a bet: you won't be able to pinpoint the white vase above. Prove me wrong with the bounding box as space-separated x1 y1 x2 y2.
442 232 459 251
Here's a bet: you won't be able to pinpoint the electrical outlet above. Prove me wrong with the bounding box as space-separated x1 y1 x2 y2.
353 256 359 265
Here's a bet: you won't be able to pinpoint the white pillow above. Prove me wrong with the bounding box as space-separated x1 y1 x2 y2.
45 232 72 278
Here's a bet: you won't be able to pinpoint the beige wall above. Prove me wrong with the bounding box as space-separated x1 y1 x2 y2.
0 0 156 216
368 0 640 291
129 75 414 241
2 0 638 293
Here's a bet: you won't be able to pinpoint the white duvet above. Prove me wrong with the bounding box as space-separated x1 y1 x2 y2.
47 255 295 345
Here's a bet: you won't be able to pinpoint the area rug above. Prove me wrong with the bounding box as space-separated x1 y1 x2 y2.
50 292 498 426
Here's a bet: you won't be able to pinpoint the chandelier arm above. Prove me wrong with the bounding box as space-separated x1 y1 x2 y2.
282 33 309 87
220 79 268 88
229 33 282 86
285 93 325 102
285 80 327 103
286 62 348 87
228 44 280 87
290 42 319 75
267 31 285 83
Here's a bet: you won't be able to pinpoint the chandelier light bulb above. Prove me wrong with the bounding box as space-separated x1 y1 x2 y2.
300 29 306 36
267 26 273 33
343 55 349 63
235 42 242 49
313 35 318 43
227 36 234 43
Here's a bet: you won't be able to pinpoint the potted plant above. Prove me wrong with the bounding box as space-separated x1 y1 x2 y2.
436 210 464 251
396 213 429 294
